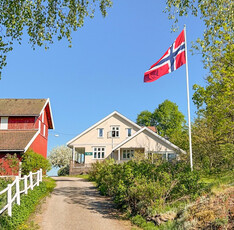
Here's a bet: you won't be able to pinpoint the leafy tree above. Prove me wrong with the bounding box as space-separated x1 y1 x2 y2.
136 100 187 150
0 0 112 78
153 100 186 138
48 145 72 168
136 110 154 126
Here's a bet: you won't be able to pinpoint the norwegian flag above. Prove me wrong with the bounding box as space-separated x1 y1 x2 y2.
144 29 186 83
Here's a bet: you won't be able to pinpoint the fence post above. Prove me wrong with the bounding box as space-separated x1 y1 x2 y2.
40 168 43 182
18 162 22 178
15 176 20 205
7 184 12 216
24 175 28 194
36 171 39 186
30 172 33 190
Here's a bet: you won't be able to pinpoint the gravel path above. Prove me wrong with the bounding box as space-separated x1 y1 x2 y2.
37 177 132 230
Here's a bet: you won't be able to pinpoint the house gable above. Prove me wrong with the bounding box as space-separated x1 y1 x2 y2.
112 127 186 154
67 111 141 146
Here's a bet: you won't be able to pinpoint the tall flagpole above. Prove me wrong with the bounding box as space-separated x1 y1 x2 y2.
184 24 193 171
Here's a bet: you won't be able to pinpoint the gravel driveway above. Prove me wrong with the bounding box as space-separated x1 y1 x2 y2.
37 177 132 230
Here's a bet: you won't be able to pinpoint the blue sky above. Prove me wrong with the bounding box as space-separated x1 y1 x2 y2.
0 1 206 174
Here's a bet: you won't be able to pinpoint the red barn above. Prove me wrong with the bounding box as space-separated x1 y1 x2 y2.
0 99 54 175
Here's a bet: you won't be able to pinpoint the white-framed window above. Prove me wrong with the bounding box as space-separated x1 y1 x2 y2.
126 128 132 137
111 126 119 137
93 147 105 159
123 149 134 159
168 153 177 161
98 128 104 138
157 152 177 161
43 124 46 137
0 117 8 130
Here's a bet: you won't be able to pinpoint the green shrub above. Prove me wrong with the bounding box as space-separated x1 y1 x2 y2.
21 149 51 175
132 215 147 228
57 165 70 176
0 154 20 176
0 177 55 230
90 159 204 217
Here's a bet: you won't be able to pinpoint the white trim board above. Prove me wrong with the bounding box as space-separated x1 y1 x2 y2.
24 130 40 152
40 98 55 129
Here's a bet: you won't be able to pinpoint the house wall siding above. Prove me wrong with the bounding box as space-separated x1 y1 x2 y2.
30 110 49 158
120 130 174 152
71 114 140 164
29 133 48 158
8 117 36 129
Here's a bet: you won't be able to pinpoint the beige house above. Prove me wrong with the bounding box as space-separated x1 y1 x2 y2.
67 111 185 169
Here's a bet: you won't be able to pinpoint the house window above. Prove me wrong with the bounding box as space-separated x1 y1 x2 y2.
161 152 177 161
127 128 132 137
168 153 176 161
111 126 119 137
93 147 105 159
0 117 8 130
123 149 134 159
98 128 104 138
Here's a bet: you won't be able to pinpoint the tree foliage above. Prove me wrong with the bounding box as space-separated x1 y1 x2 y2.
136 110 154 127
136 100 188 150
165 0 233 69
48 145 72 168
0 0 112 77
153 100 186 138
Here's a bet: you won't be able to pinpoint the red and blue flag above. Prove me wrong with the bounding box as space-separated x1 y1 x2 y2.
144 29 186 83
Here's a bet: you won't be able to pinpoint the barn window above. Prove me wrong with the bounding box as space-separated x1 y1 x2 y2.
0 117 8 130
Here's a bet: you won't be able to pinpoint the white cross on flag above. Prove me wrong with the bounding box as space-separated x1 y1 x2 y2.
144 29 186 83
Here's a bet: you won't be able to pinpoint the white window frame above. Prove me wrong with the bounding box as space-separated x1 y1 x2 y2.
126 128 132 137
0 117 8 130
93 147 105 159
111 126 120 138
43 124 46 137
42 111 44 123
38 120 41 132
122 149 134 159
149 151 177 161
98 128 104 138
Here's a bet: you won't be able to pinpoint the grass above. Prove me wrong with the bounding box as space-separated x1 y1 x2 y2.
71 174 90 180
200 169 234 192
0 177 56 230
16 177 56 230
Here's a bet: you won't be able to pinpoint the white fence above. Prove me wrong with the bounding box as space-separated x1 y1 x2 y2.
0 169 43 216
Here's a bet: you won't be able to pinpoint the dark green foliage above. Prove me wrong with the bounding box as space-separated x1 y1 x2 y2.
0 178 56 230
57 165 70 176
90 159 204 217
21 149 51 175
136 100 188 150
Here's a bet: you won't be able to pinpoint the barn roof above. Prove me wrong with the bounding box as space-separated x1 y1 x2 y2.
0 130 39 152
0 99 47 116
0 98 54 129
